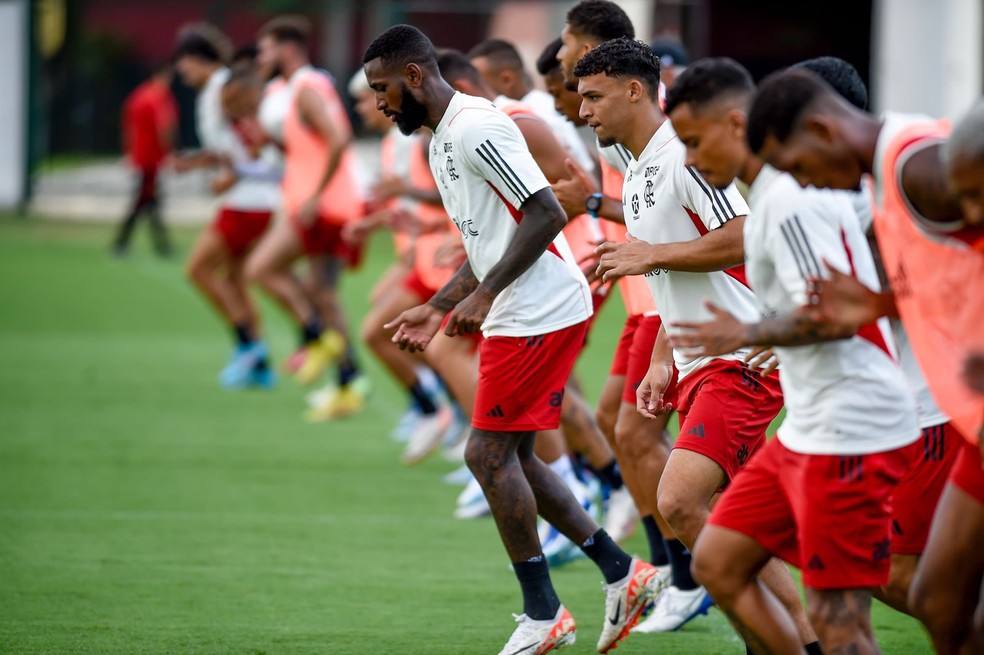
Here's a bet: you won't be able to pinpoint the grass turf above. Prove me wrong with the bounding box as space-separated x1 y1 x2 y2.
0 216 932 654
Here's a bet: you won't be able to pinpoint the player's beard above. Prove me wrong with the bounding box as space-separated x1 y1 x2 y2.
394 87 428 136
596 133 617 148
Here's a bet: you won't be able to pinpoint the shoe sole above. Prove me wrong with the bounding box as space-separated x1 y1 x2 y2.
537 630 575 654
598 567 661 653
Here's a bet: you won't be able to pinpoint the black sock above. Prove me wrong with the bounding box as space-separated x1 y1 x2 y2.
409 382 437 415
746 645 755 655
580 529 631 584
664 538 698 590
337 360 359 387
512 554 561 620
300 319 322 346
233 323 254 347
805 641 824 655
589 460 623 491
641 516 669 566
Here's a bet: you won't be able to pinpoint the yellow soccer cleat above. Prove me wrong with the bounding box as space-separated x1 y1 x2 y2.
304 376 371 422
295 330 346 385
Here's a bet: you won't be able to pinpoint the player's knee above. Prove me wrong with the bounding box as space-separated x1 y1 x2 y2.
613 419 643 459
807 591 870 636
655 483 693 534
595 406 617 443
243 257 266 286
690 534 727 593
359 314 383 348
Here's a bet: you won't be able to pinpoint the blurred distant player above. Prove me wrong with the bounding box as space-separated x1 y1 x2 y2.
346 70 454 462
113 63 177 257
247 16 367 417
648 39 688 91
365 25 660 654
747 71 984 655
172 27 280 389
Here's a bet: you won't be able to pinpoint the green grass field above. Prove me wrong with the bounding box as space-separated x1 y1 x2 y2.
0 216 932 654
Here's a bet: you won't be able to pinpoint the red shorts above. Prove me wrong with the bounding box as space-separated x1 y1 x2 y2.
472 322 588 432
891 422 959 554
211 208 272 258
290 215 362 267
402 268 439 303
950 433 984 505
674 358 784 483
622 314 677 406
609 315 641 377
709 437 910 589
440 312 483 350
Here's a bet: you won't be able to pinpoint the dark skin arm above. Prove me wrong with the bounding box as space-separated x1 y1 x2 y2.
595 216 746 282
900 143 964 225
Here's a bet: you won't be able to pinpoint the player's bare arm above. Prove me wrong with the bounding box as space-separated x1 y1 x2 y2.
805 260 898 331
594 215 745 282
670 299 857 358
296 86 351 224
900 144 964 225
514 116 570 183
636 323 675 419
446 187 568 336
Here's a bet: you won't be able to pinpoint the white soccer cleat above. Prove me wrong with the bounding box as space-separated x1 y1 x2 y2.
630 584 713 634
497 606 577 655
602 487 639 544
401 407 452 465
441 464 473 486
454 476 490 519
596 557 661 653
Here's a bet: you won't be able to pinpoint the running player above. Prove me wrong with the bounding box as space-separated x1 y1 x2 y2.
171 26 278 389
663 56 918 655
246 16 367 417
579 39 818 650
364 25 659 654
746 73 984 654
788 55 958 614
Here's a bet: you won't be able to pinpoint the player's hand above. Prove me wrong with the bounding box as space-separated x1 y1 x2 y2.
964 352 984 395
637 361 675 419
578 244 603 284
669 302 747 358
389 208 425 234
551 159 598 219
384 303 444 353
595 234 657 283
745 346 779 376
369 173 408 204
446 286 494 336
171 155 194 173
296 196 320 226
210 168 238 195
341 211 386 245
805 261 881 331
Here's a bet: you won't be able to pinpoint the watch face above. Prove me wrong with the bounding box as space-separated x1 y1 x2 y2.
586 194 602 212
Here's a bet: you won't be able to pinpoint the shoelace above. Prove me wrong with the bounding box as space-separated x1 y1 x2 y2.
501 614 539 648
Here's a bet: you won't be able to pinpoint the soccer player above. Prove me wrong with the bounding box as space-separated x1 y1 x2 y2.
246 16 367 417
113 62 177 257
746 76 984 653
172 29 280 389
786 55 959 614
364 25 659 654
579 39 817 649
663 56 920 655
648 39 689 91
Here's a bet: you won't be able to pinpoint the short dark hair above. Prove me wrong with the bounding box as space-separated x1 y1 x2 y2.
746 69 833 153
791 56 867 110
664 57 754 116
566 0 635 42
467 39 524 72
362 24 438 72
173 23 232 64
536 38 563 76
436 49 484 88
258 15 311 47
649 39 690 68
231 44 258 67
572 37 660 97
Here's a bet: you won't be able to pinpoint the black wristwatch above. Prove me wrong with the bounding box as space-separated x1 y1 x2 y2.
585 192 603 218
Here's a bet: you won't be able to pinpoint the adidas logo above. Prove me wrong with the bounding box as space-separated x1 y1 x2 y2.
486 405 505 418
892 520 904 536
807 555 825 570
686 424 705 438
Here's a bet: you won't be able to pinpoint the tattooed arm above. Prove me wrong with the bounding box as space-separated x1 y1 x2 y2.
427 260 480 313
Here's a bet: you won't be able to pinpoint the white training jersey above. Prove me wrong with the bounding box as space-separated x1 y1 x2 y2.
258 77 291 147
597 139 632 175
746 165 919 455
520 89 595 175
196 68 280 211
850 178 949 429
621 119 754 379
429 92 592 337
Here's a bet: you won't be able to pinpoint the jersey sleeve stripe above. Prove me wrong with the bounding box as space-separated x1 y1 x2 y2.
476 142 527 202
479 140 532 201
790 215 822 277
711 185 738 217
685 166 725 226
616 144 631 166
779 221 811 279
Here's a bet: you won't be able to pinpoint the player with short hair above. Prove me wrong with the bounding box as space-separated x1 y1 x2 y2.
246 16 367 417
663 56 919 655
364 25 659 654
746 70 984 654
581 39 818 650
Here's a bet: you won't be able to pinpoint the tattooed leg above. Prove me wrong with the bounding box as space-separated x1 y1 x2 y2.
463 428 542 560
806 588 879 655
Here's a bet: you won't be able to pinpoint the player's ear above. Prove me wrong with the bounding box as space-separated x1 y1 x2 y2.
728 108 747 141
804 114 837 146
627 79 644 103
405 63 423 88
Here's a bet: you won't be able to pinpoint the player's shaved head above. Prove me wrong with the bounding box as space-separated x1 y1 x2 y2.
746 70 841 154
573 37 661 99
467 39 524 73
664 57 754 117
362 24 438 72
566 0 635 42
536 38 563 76
436 49 487 90
792 56 867 110
944 99 984 227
